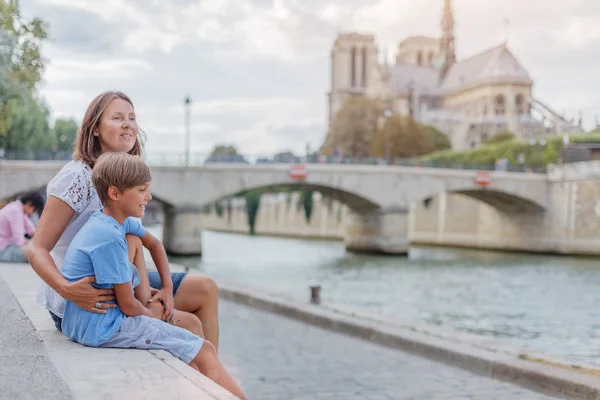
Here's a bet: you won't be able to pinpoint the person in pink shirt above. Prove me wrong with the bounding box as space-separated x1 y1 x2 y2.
0 191 45 263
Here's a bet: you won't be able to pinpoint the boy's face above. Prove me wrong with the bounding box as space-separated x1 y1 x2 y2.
119 182 152 218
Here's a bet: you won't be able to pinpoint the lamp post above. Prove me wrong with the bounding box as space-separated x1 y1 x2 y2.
384 109 392 164
184 95 192 166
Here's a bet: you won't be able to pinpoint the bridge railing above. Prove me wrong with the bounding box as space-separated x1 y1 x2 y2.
0 150 547 173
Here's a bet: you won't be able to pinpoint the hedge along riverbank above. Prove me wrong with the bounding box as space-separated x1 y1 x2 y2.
420 132 600 169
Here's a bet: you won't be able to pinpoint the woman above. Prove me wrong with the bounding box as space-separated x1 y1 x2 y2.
29 91 221 350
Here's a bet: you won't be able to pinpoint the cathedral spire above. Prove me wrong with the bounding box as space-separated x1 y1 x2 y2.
439 0 456 80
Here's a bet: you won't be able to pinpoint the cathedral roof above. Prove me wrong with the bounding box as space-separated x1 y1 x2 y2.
440 43 532 93
399 36 439 46
386 63 440 96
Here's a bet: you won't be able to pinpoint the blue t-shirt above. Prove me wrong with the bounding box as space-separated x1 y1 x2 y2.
60 211 147 347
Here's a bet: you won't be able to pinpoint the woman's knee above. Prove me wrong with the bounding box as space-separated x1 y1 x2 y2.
191 275 218 299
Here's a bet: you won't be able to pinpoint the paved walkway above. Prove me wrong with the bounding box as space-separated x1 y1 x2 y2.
0 275 73 400
218 299 557 400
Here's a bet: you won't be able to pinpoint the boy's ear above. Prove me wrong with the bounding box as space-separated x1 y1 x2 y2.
107 186 121 201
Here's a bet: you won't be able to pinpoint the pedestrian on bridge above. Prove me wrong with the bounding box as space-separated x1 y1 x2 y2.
28 91 222 351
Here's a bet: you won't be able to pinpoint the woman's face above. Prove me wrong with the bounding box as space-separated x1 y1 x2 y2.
95 98 138 154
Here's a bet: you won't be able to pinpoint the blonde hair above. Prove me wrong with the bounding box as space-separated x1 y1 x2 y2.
73 91 145 167
92 153 152 206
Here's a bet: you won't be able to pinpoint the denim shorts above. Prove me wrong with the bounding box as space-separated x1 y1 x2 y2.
50 271 188 332
0 244 27 263
101 315 204 364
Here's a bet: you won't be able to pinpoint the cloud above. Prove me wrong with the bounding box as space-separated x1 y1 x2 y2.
19 0 600 156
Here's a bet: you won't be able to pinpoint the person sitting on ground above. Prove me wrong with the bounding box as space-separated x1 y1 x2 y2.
59 152 246 399
0 191 45 263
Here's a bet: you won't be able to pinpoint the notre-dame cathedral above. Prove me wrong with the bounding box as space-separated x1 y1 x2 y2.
327 0 581 150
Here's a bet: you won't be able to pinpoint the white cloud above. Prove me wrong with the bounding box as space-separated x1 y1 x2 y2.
19 0 600 156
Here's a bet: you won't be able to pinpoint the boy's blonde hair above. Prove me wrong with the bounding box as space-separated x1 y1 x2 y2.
92 153 152 206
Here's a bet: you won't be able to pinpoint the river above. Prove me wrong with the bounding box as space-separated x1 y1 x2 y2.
149 227 600 367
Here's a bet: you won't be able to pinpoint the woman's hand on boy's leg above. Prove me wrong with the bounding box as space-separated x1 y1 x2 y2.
147 300 164 320
148 288 174 321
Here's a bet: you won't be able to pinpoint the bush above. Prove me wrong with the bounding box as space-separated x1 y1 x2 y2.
422 132 600 168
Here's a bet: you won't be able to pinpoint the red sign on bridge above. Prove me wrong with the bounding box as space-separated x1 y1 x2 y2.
289 164 307 180
474 171 491 186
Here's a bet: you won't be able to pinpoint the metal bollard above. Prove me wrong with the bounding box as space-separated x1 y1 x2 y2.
310 285 321 305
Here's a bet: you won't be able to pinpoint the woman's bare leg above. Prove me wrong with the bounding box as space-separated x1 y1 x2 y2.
170 309 204 338
125 234 220 350
173 275 220 351
192 341 246 400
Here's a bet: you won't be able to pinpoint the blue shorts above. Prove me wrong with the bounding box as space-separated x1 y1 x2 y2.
100 315 204 364
50 271 188 331
0 244 27 263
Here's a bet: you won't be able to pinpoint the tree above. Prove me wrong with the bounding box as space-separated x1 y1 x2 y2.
1 94 53 153
0 1 49 146
300 190 313 223
0 0 48 90
321 96 380 158
52 118 79 151
245 190 261 235
205 144 247 163
421 124 451 152
371 115 433 159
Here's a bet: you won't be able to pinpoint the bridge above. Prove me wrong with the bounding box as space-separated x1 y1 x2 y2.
0 160 550 255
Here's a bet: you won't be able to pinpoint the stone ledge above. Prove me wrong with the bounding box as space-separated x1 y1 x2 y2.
216 279 600 400
0 263 238 400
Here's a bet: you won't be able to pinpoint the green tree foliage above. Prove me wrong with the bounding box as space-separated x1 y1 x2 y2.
422 124 452 152
245 190 261 235
0 0 49 148
215 201 224 218
52 118 79 151
321 96 380 158
371 116 433 158
1 95 53 151
422 132 600 168
300 190 313 223
484 131 516 145
206 144 247 163
0 0 48 90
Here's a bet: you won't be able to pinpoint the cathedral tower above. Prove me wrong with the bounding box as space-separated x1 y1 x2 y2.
439 0 456 80
328 34 377 122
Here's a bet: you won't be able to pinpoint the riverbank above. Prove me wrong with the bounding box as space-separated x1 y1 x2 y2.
215 278 600 399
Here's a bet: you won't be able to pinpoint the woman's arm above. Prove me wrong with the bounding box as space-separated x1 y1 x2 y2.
28 197 115 313
140 232 175 320
140 232 173 290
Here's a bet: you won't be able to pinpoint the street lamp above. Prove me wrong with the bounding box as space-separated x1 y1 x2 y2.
384 109 392 164
184 95 192 166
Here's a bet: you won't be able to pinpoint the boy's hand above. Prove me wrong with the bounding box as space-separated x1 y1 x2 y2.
148 288 174 321
147 300 164 320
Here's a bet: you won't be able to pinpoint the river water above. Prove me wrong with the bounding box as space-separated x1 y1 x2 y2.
151 227 600 366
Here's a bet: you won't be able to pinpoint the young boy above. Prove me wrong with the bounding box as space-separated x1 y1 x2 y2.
59 152 246 400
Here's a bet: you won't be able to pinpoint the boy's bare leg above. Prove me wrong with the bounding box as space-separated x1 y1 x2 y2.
191 341 247 400
170 310 204 338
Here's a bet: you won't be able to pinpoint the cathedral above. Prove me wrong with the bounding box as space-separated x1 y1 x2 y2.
327 0 581 151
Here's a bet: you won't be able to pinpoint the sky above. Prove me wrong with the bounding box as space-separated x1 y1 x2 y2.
20 0 600 157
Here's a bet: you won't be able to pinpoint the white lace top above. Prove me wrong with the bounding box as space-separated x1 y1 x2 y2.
36 160 102 317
